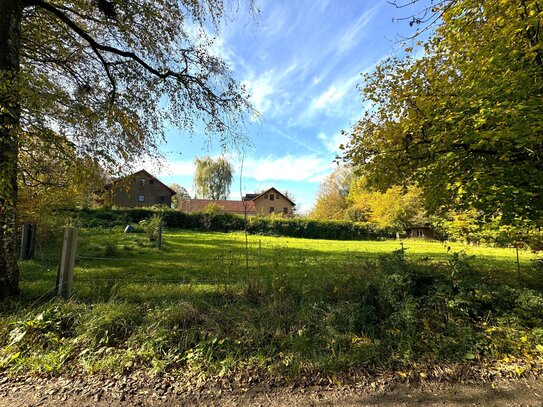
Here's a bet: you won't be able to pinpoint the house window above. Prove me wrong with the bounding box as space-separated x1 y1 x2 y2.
283 207 288 214
270 194 274 201
149 179 154 185
138 194 145 202
139 178 146 186
269 207 274 213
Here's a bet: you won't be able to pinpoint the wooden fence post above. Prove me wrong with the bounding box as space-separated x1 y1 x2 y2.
20 223 37 260
57 227 78 299
157 220 163 249
515 243 520 280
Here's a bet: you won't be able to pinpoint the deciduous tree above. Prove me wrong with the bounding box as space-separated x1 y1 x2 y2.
170 183 191 208
342 0 543 224
193 156 234 200
0 0 252 297
309 165 352 220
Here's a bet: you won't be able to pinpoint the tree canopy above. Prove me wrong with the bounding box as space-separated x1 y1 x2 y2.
341 0 543 224
309 166 352 221
309 165 427 230
170 183 191 208
193 156 234 200
0 0 253 296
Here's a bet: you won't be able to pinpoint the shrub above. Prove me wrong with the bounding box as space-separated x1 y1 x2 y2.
72 208 395 240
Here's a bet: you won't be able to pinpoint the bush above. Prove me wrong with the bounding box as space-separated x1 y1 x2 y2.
72 209 395 240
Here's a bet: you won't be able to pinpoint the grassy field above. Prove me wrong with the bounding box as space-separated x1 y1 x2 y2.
2 228 543 381
21 229 538 300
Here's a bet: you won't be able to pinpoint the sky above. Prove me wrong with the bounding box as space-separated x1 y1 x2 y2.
147 0 429 213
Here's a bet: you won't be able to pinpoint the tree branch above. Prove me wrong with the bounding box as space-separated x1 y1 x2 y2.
31 0 225 107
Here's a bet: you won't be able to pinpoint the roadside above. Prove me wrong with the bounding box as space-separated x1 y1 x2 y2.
2 374 543 407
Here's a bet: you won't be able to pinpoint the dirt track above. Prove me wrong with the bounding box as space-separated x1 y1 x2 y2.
2 375 543 406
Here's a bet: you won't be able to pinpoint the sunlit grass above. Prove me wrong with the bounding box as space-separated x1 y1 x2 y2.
20 228 537 301
3 228 542 379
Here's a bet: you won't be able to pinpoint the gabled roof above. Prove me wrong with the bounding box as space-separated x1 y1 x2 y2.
103 169 177 195
179 199 256 214
252 187 295 206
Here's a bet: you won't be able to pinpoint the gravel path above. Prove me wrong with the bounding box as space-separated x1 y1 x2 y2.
2 375 543 406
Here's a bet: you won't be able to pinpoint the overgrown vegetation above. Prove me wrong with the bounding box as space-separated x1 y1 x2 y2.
1 229 542 381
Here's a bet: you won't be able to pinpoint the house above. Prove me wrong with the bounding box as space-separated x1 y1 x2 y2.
98 169 176 207
179 187 295 216
245 187 295 216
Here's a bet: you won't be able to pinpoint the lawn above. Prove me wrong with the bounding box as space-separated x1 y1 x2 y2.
2 228 543 381
22 229 537 300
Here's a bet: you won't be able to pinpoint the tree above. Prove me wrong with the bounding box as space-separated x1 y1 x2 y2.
193 156 234 200
309 165 352 220
342 0 543 224
344 175 428 228
0 1 252 297
169 183 191 208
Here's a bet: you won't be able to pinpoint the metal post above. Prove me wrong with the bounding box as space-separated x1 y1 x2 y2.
57 227 78 299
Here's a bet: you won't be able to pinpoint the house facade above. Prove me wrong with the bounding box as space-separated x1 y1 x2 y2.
99 169 176 208
179 187 295 216
246 188 295 215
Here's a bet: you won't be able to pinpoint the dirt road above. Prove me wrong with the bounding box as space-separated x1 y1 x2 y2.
2 375 543 406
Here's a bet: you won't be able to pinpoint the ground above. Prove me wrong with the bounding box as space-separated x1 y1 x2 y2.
2 375 543 406
3 229 543 405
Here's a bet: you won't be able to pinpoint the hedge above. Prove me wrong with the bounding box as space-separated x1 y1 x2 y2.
64 208 395 240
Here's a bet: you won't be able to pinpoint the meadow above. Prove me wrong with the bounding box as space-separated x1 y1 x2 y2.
2 228 543 382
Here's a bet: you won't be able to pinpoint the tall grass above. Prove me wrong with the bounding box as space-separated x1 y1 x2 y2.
1 229 542 380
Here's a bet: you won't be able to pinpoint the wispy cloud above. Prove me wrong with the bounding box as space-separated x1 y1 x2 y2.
293 73 361 127
336 6 379 55
243 154 334 182
317 131 350 154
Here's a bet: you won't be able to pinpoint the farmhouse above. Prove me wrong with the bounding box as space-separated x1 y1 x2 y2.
97 169 176 208
179 187 295 216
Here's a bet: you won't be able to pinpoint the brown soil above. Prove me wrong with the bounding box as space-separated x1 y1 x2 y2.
2 374 543 407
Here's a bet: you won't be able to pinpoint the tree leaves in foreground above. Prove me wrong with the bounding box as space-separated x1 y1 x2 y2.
342 0 543 224
0 0 253 297
193 156 234 200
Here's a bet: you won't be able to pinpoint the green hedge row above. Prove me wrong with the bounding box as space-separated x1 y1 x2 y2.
66 208 395 240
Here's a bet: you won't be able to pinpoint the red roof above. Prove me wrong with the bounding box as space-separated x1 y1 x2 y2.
179 199 256 214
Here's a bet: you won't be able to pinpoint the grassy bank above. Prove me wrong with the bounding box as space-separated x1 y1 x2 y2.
1 229 543 381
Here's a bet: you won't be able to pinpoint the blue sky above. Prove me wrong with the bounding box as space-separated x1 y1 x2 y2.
149 0 429 213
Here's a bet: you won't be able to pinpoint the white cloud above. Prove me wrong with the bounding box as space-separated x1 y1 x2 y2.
293 74 360 127
318 131 350 154
242 72 276 115
243 154 334 182
336 7 378 55
313 85 348 110
143 159 195 177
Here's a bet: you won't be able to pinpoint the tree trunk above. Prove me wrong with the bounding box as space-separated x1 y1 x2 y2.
0 0 23 298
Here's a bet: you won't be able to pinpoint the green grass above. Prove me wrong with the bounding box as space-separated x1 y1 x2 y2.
2 228 543 381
